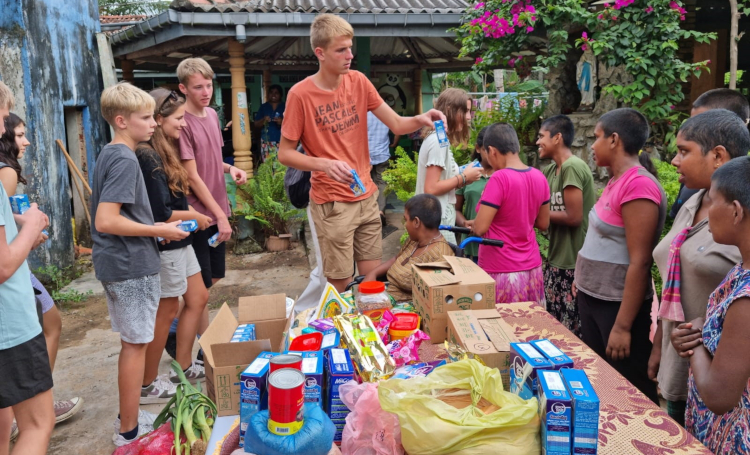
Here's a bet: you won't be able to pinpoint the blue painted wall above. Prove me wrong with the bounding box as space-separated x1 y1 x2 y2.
0 0 108 269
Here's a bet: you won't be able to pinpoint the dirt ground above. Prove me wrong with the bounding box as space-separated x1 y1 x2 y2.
37 208 406 455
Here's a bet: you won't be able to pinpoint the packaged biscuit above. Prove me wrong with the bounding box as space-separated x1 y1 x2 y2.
333 314 395 382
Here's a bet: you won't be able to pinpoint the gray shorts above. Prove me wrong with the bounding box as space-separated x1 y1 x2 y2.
102 274 161 344
159 245 202 298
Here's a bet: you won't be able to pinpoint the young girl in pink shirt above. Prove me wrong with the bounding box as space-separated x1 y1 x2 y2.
473 123 550 304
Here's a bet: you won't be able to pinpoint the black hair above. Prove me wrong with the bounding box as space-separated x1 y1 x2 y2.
711 156 750 210
540 115 575 148
0 113 27 185
472 126 491 161
638 152 658 179
483 122 520 155
405 194 442 229
693 88 750 124
269 84 283 96
596 108 649 155
679 109 750 159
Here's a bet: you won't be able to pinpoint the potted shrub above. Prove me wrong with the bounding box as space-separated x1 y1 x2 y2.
237 156 302 251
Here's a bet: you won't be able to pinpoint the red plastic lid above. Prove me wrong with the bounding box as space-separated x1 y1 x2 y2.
359 281 386 294
390 313 420 331
288 332 323 351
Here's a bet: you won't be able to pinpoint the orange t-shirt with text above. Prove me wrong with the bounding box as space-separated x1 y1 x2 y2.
282 71 384 204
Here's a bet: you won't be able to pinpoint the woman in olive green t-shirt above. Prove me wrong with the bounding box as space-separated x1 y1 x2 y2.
537 116 596 338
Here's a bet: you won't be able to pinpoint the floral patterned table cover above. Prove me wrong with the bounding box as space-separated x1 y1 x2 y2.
418 301 712 455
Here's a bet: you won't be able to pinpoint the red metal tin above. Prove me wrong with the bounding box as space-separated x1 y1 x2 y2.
269 354 303 373
267 369 305 435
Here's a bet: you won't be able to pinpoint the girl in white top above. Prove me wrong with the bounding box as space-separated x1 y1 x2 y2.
415 88 481 244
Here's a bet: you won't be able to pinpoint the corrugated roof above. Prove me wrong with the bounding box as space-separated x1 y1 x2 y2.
100 14 148 23
169 0 469 14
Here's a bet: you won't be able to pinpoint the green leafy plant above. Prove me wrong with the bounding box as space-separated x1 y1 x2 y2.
455 0 715 154
383 146 419 203
471 94 547 147
34 264 92 305
236 157 302 237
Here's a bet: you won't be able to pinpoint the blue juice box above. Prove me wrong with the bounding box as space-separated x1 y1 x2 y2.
538 370 573 455
458 160 482 174
286 350 324 407
157 219 198 243
320 329 340 351
208 232 221 248
531 339 575 370
434 120 449 147
325 348 355 442
239 351 278 446
10 195 49 236
349 169 366 197
232 323 256 341
561 369 599 455
510 342 554 399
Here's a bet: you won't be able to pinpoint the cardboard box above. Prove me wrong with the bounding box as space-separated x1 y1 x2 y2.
446 310 518 389
561 369 600 455
538 370 572 455
531 339 575 370
509 342 554 399
411 256 496 343
199 294 294 417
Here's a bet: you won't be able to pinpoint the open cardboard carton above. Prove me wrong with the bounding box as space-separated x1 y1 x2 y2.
446 309 519 390
199 294 294 416
411 255 496 343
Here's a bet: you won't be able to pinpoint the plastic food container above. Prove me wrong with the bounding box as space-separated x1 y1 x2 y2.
355 281 392 313
389 313 420 341
288 332 323 351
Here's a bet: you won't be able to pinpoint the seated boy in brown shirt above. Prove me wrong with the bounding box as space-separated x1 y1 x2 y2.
363 194 455 302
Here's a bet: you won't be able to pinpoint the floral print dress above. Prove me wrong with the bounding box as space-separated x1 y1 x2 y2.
685 263 750 454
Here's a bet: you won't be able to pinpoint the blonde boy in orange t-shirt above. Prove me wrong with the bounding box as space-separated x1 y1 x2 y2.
279 14 447 292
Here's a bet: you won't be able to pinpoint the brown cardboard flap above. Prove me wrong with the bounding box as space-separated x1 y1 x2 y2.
199 303 237 367
211 339 271 367
413 261 452 269
478 318 515 352
238 294 287 321
444 256 481 276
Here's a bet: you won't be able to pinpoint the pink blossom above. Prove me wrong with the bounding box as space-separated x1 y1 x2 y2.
475 57 483 64
597 14 604 19
707 59 712 64
474 2 485 9
581 44 589 51
612 15 617 20
645 6 653 13
670 105 676 110
582 31 588 39
519 99 528 108
526 5 536 13
526 26 534 32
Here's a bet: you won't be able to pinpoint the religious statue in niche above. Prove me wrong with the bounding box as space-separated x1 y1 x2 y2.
378 73 408 114
576 48 597 111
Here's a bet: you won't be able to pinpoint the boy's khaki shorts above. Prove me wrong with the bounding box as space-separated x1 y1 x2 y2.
309 192 383 280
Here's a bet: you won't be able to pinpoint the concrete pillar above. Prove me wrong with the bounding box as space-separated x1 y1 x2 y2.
414 69 423 114
121 59 135 83
356 37 371 76
228 38 253 176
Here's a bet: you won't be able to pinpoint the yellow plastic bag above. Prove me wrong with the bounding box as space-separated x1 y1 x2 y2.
378 359 540 455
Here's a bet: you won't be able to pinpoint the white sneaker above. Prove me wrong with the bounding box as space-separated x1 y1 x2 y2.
112 422 152 447
169 361 206 383
113 409 157 433
140 375 177 404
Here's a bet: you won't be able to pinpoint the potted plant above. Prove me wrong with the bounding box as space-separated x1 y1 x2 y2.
237 156 302 251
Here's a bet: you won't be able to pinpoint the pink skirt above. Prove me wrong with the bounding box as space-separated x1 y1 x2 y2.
488 265 545 304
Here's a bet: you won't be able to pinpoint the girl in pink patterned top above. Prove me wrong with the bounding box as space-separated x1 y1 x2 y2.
472 123 550 304
672 157 750 454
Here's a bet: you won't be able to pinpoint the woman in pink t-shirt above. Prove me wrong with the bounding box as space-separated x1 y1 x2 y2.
473 123 550 304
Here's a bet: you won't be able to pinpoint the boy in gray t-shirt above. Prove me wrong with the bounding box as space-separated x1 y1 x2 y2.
92 83 188 447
